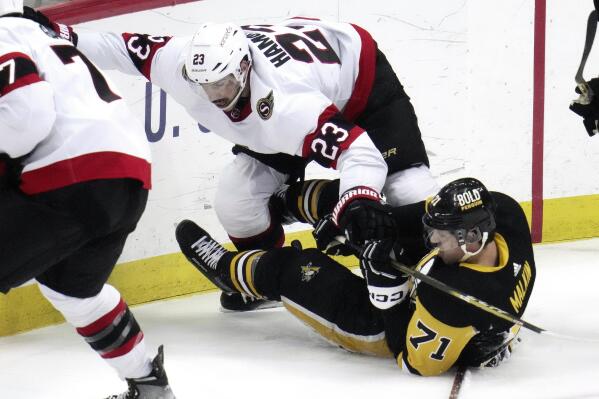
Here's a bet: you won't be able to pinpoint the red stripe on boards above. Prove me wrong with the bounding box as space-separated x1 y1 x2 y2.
531 0 546 243
40 0 200 25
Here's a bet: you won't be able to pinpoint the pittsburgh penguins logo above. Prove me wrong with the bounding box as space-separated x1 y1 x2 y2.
256 90 274 120
300 262 320 282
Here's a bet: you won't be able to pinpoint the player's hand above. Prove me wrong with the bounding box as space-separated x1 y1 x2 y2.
312 214 354 256
332 186 396 245
569 77 599 137
22 6 78 45
359 239 410 310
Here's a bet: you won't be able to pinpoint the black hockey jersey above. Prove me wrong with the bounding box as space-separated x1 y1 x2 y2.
391 192 536 375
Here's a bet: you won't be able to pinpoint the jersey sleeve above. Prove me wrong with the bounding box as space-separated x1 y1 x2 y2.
76 31 172 80
0 51 56 158
397 297 478 376
300 103 387 194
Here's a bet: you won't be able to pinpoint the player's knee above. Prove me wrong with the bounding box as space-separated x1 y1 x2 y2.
229 222 284 250
215 201 270 237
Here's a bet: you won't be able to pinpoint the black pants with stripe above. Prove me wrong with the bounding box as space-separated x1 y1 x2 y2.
0 179 148 298
253 247 393 356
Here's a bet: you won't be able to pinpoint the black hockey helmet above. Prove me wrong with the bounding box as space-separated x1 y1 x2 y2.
423 177 496 248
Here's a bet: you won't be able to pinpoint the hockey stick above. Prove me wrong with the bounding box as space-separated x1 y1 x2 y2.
448 366 468 399
334 235 599 343
574 5 599 104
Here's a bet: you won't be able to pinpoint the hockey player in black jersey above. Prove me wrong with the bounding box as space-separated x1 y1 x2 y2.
176 177 536 375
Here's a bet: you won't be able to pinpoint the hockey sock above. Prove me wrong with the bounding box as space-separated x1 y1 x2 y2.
286 179 340 224
38 283 152 379
224 246 304 299
218 249 272 298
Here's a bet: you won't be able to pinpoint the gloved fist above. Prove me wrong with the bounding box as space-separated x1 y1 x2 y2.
312 214 354 256
360 239 410 310
569 78 599 137
23 6 78 45
332 186 396 245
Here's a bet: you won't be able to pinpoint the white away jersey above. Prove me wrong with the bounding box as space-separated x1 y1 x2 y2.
0 17 151 194
77 17 387 194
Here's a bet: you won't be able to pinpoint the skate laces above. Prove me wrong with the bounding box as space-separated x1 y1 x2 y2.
193 236 227 269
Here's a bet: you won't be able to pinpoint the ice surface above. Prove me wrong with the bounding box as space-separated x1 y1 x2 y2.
1 239 598 399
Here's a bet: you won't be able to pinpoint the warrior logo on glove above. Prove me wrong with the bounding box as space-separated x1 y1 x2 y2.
332 186 397 245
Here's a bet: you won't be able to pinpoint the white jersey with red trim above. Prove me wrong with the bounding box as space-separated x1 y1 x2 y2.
76 18 387 194
0 17 151 194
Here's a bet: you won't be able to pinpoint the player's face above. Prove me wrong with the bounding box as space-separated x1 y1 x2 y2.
426 229 465 264
199 74 242 109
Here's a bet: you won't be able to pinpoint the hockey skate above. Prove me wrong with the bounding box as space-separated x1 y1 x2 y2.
220 292 281 312
104 345 175 399
176 220 281 312
175 219 235 292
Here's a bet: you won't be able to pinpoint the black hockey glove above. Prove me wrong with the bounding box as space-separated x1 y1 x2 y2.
332 186 396 245
360 239 410 310
569 77 599 137
22 6 78 45
312 214 354 256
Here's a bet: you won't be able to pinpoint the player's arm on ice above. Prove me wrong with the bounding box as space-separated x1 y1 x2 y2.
0 51 55 158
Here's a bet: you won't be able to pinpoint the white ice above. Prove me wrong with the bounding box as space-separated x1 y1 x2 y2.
1 238 598 399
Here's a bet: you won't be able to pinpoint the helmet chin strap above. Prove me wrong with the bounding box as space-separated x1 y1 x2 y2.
222 87 244 112
222 66 251 112
459 232 489 262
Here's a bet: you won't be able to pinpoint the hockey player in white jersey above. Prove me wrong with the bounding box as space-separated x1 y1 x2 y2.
0 2 175 398
23 9 439 310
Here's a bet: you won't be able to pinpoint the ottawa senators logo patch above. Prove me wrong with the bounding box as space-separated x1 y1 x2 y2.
256 90 274 120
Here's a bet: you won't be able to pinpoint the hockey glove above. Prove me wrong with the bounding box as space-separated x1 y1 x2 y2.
569 77 599 136
22 6 78 45
312 214 354 256
360 239 410 310
332 186 396 245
